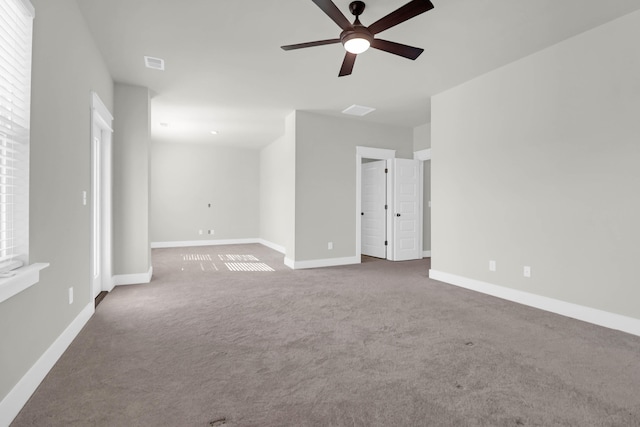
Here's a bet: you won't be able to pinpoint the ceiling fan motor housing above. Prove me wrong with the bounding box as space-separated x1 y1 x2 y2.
349 1 366 16
340 23 373 47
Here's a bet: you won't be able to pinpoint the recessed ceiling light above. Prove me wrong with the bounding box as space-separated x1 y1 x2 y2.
210 130 218 135
144 56 165 71
342 104 375 117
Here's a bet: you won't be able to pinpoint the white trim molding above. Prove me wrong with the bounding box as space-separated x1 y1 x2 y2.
91 91 114 130
0 302 94 426
414 148 432 161
356 146 396 160
429 269 640 337
90 91 114 297
422 251 431 258
257 239 286 254
0 263 49 304
285 256 359 270
151 238 262 249
112 266 153 287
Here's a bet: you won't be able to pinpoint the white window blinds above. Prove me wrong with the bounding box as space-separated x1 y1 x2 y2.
0 0 34 267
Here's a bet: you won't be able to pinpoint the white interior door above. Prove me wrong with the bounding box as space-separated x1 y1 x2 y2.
389 158 422 261
361 160 387 258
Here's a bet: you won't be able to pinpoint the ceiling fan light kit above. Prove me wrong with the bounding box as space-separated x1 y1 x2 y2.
281 0 434 76
343 32 372 54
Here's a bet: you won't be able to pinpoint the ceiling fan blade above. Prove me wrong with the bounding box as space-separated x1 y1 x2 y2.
312 0 353 30
281 39 341 51
371 39 424 60
367 0 434 35
339 52 357 77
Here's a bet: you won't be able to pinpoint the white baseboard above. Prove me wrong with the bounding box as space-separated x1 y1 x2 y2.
257 239 286 254
285 256 360 270
112 266 153 287
151 238 285 255
429 269 640 337
422 251 431 258
151 238 261 249
0 302 94 426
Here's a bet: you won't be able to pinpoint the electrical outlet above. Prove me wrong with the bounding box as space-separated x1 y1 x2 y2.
208 230 214 235
82 191 87 206
68 287 73 305
198 230 203 235
524 266 531 278
328 242 333 250
489 260 496 272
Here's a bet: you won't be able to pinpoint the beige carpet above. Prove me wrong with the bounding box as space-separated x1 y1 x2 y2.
12 244 640 426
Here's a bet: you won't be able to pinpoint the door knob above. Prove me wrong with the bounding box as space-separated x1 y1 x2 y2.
361 212 364 216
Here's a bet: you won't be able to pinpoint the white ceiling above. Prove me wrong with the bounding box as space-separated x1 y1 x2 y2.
76 0 640 148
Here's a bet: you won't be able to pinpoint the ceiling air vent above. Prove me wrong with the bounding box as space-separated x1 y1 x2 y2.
144 56 165 71
342 104 375 117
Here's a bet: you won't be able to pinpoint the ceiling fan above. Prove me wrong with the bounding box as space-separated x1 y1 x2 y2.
281 0 435 77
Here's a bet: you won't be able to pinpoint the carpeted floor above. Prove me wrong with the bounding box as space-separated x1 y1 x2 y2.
12 244 640 426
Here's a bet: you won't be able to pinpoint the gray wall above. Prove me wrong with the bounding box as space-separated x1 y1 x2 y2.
431 10 640 319
151 141 260 243
413 123 431 151
113 83 151 275
259 112 296 257
0 0 113 400
414 123 431 253
294 111 414 261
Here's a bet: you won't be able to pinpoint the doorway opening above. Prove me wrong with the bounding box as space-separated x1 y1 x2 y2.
356 147 424 263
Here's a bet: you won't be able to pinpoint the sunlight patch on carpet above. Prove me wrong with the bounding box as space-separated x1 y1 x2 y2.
225 262 275 272
179 253 274 272
182 254 213 261
180 254 220 272
219 254 259 262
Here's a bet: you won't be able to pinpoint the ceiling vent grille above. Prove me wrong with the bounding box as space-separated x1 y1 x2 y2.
342 104 375 117
144 56 165 71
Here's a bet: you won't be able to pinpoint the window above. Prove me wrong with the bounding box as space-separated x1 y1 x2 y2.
0 0 34 272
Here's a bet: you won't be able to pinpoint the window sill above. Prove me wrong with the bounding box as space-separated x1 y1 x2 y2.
0 263 49 304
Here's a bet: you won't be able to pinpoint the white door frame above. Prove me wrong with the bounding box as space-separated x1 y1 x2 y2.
414 149 431 162
355 146 396 262
414 149 431 258
361 159 387 258
90 92 114 295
